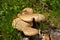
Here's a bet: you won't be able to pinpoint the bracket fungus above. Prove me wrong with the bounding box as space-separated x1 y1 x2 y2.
12 8 46 36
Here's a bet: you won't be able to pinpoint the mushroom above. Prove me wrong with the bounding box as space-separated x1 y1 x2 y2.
12 8 45 36
12 18 39 36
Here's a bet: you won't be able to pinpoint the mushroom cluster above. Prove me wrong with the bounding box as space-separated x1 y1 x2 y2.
12 8 45 36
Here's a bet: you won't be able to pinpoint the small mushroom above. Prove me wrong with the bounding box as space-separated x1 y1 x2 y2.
12 18 39 36
43 34 50 40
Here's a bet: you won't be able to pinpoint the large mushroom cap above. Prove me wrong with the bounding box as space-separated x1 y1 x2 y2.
18 14 45 22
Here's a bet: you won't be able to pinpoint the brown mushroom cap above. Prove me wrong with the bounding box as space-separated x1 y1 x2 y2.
17 8 34 18
23 27 39 36
12 18 39 36
12 18 31 31
18 14 45 22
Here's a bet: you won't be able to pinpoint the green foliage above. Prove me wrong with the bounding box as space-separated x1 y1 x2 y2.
0 0 60 40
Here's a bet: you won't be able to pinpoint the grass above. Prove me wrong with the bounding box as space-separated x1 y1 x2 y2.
0 0 60 40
